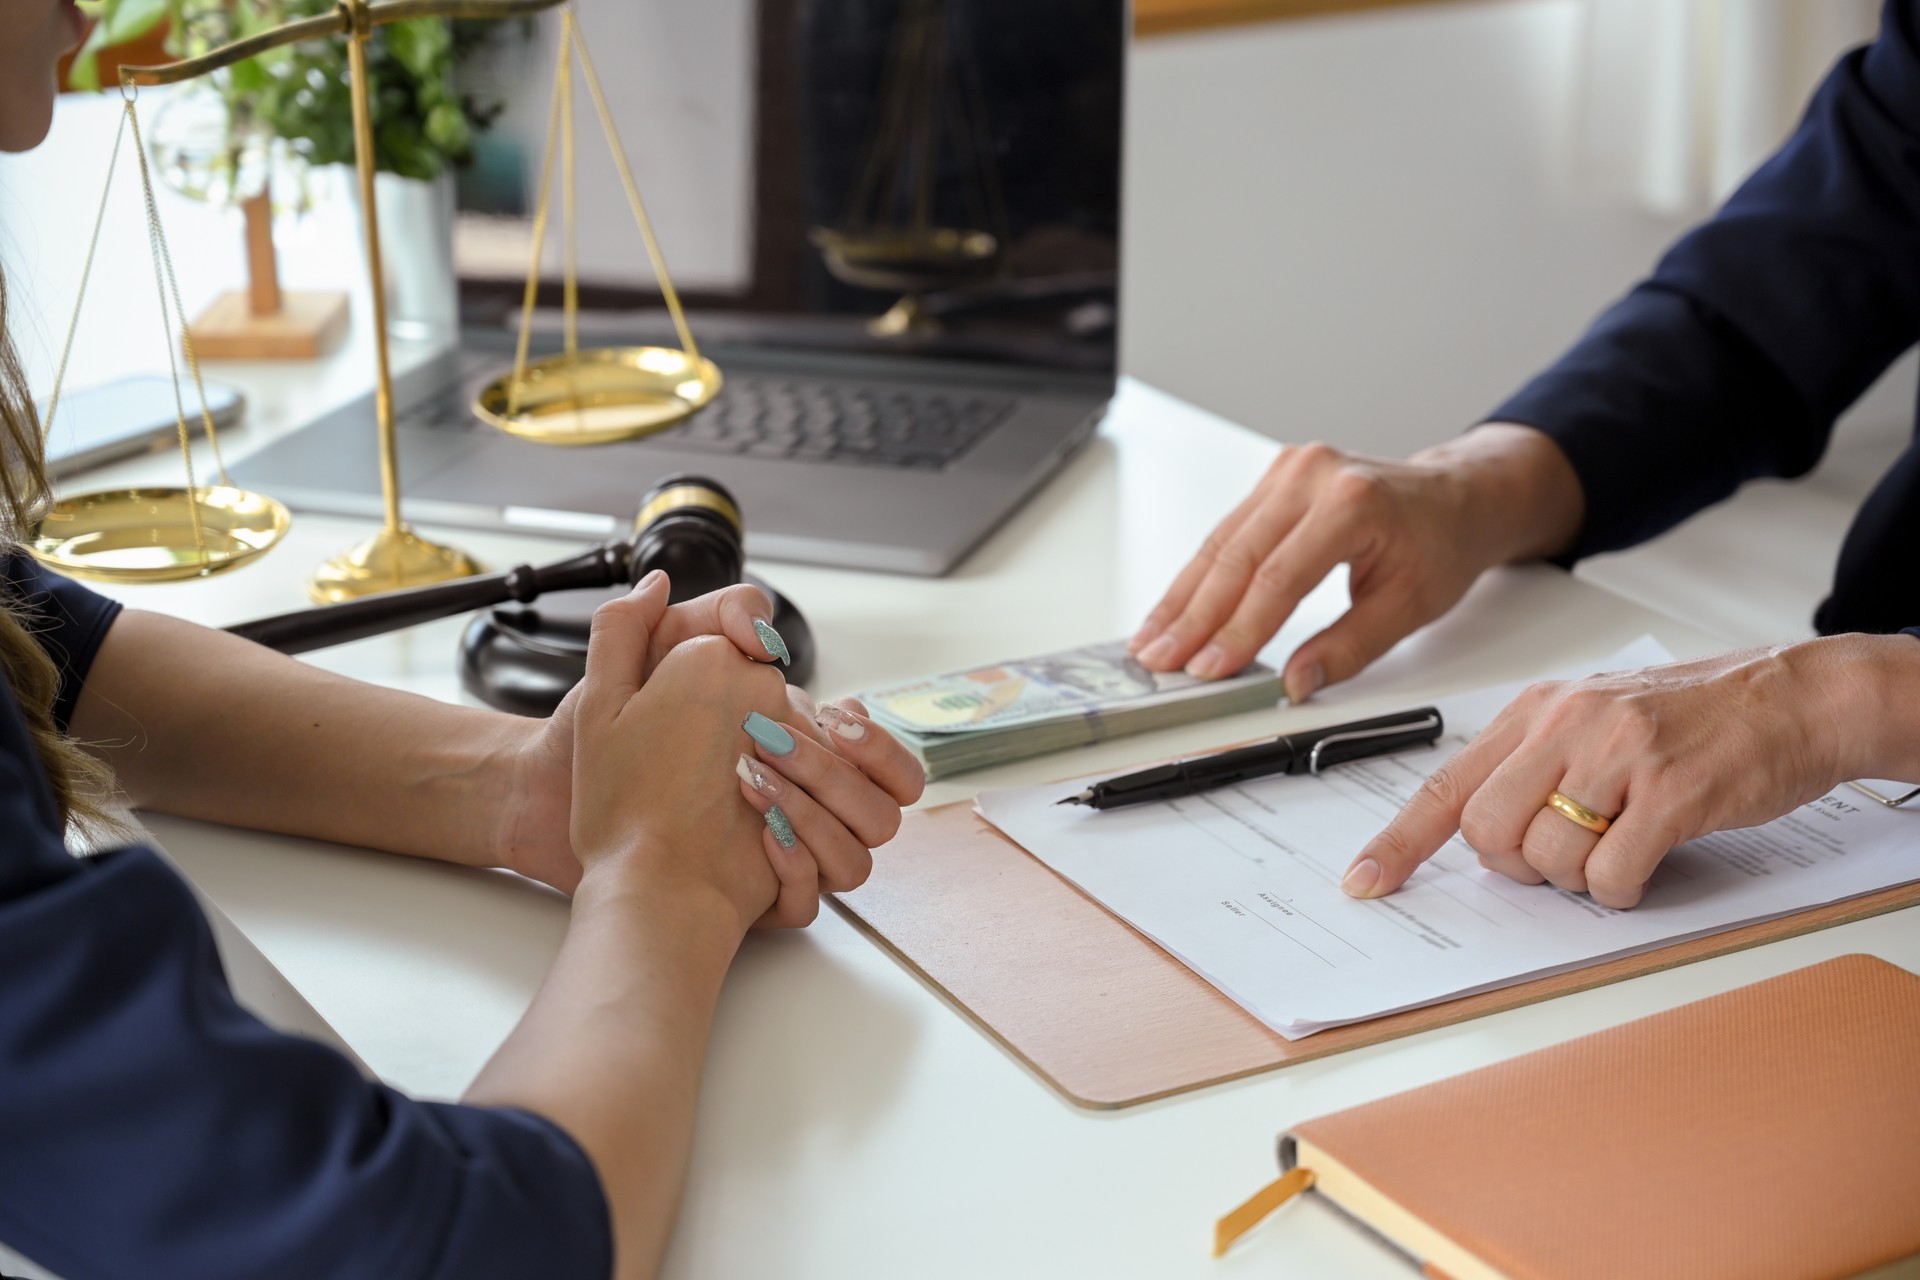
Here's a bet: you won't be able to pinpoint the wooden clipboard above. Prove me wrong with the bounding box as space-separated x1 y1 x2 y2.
830 799 1920 1110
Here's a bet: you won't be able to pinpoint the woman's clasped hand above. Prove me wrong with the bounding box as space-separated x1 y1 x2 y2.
1340 636 1910 908
564 570 923 931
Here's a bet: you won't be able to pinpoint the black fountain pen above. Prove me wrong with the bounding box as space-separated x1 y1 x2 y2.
1056 707 1444 811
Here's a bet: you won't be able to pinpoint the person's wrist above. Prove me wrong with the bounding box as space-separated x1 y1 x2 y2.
1803 632 1920 784
480 715 552 874
1419 423 1585 566
574 842 755 943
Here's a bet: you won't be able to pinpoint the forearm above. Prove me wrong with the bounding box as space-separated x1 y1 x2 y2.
464 866 742 1280
1412 422 1587 565
67 609 526 867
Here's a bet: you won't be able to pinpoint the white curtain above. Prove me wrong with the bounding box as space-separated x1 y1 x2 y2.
1575 0 1880 215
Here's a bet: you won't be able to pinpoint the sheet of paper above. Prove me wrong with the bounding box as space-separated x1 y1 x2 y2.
976 637 1920 1038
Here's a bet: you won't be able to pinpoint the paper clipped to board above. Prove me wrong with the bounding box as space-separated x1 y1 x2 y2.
975 637 1920 1039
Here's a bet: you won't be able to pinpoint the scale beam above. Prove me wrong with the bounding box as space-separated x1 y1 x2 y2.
119 0 566 87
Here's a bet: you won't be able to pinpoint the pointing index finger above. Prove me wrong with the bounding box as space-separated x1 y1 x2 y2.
1343 698 1533 897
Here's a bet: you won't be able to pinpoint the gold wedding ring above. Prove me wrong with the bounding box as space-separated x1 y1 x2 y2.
1546 791 1613 835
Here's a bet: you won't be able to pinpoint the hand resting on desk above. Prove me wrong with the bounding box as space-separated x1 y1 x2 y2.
1128 425 1584 702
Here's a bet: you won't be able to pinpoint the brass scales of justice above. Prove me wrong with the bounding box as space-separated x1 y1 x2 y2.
32 0 721 602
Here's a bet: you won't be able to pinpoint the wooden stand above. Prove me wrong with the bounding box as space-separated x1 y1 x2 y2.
186 192 349 360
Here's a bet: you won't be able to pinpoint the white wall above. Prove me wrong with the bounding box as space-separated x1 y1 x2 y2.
1120 0 1915 460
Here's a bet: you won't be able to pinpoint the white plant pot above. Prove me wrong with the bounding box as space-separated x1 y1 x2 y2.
359 170 459 342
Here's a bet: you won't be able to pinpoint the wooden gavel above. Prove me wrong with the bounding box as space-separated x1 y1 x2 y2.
227 476 814 709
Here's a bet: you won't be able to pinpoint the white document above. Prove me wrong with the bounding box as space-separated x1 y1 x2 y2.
976 638 1920 1038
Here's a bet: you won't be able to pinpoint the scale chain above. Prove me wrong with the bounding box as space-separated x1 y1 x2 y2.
507 15 573 418
130 103 234 491
506 7 703 421
573 15 701 365
125 99 211 566
41 109 130 449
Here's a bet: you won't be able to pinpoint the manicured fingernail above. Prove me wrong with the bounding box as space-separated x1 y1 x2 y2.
1286 662 1325 704
753 619 791 666
736 753 785 799
764 804 797 848
787 686 818 719
1137 634 1179 667
742 711 796 755
1187 644 1230 679
815 703 868 741
1341 857 1381 898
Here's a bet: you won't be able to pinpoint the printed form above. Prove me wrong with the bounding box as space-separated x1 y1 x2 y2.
976 638 1920 1038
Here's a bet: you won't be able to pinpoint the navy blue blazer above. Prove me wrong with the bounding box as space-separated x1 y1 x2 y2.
0 555 611 1279
1494 0 1920 637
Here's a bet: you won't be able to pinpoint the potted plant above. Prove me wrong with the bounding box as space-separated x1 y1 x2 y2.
72 0 509 341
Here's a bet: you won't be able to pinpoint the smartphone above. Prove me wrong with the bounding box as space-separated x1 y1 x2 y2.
37 374 246 480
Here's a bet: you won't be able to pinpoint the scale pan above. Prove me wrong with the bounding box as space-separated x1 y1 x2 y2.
30 485 290 583
812 226 1000 292
474 347 723 446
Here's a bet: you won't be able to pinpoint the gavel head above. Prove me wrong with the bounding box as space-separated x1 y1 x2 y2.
630 474 747 602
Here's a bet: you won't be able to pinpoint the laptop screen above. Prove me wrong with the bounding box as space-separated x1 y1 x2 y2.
452 0 1124 379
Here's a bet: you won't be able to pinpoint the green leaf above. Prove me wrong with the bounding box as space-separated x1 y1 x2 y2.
67 21 113 91
101 0 168 44
424 101 468 154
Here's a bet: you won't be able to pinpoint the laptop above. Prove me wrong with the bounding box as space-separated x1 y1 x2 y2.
232 0 1125 576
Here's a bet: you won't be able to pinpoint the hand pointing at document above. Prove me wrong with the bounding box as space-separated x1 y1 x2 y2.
1338 637 1920 909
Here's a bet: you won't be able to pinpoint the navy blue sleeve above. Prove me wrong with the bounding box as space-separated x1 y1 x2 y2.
0 681 611 1276
1491 2 1920 560
0 553 123 732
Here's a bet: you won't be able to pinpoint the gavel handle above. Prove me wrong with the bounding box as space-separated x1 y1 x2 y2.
228 540 636 655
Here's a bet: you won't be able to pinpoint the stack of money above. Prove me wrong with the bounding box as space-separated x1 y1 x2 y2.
861 640 1284 779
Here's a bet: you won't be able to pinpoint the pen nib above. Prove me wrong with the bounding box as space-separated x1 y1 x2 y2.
1056 789 1094 807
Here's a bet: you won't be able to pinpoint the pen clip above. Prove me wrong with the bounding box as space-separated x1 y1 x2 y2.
1305 712 1443 775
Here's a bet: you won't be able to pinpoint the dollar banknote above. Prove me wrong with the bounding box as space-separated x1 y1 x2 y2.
863 640 1283 778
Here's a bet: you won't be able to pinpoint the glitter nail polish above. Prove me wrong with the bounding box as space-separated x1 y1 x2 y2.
764 804 797 848
753 619 791 666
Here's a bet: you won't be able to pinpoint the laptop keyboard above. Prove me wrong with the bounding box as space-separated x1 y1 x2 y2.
412 372 1016 472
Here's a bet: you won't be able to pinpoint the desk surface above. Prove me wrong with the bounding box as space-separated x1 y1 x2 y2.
70 363 1920 1279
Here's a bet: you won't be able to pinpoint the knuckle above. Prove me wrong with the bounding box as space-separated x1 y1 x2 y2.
1310 631 1370 682
1368 822 1414 864
1457 804 1506 857
1418 761 1470 815
1288 441 1341 472
824 850 876 894
1583 859 1644 909
1519 679 1562 709
1195 525 1234 564
589 594 640 632
1211 541 1263 583
1327 465 1383 507
1246 554 1298 596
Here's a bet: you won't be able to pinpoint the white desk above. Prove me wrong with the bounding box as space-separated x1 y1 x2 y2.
49 352 1920 1279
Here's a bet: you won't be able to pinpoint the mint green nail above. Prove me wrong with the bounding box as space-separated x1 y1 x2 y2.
764 804 797 848
743 711 795 755
753 619 791 666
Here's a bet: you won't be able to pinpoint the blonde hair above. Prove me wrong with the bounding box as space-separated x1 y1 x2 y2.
0 265 116 834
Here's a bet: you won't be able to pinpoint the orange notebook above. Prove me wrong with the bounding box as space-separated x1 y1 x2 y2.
1217 955 1920 1280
